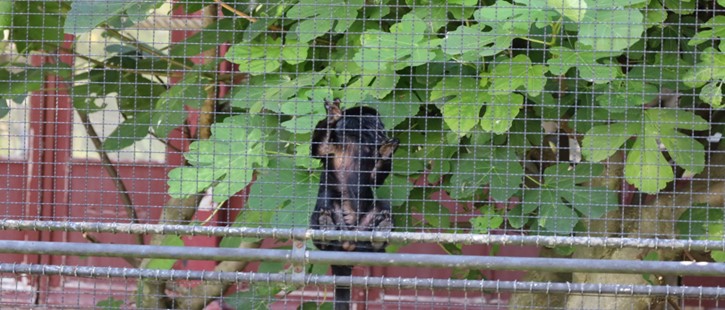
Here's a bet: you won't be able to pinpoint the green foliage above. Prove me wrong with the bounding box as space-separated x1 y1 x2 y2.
96 297 124 310
4 0 725 299
145 235 184 270
641 251 660 285
450 147 523 202
0 1 11 30
582 109 708 193
470 205 505 233
65 0 165 34
677 206 725 262
167 115 268 202
511 164 618 234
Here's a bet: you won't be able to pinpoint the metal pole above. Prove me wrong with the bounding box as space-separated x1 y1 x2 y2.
0 263 723 298
2 219 724 251
1 240 724 276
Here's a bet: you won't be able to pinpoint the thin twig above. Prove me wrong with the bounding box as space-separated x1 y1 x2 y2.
103 27 194 71
148 130 183 153
213 0 258 22
77 111 144 245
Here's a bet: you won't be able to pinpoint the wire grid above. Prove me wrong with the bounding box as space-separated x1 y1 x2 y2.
0 0 724 309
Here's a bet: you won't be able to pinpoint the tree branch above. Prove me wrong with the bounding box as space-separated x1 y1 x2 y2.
77 111 144 245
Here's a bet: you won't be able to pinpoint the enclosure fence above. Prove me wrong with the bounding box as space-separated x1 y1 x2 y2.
1 0 725 309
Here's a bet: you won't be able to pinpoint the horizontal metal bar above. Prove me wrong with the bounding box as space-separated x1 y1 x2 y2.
2 219 724 251
1 240 725 277
0 263 722 298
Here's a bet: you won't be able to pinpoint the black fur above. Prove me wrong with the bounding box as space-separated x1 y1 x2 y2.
310 99 399 310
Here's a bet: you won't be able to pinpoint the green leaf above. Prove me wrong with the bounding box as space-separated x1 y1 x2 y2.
579 8 644 52
480 93 523 134
562 187 618 218
231 71 327 112
547 44 620 84
370 71 399 99
410 5 449 32
516 163 616 234
627 53 691 91
102 112 152 151
430 77 480 103
281 114 320 134
470 206 504 233
281 39 310 65
489 55 547 97
583 109 707 193
641 251 660 284
595 78 658 113
663 0 696 15
0 100 8 118
585 0 648 7
293 18 334 43
376 175 414 207
65 0 153 34
643 0 667 26
442 98 482 137
689 16 725 46
508 199 538 229
286 0 363 41
167 166 224 198
474 2 530 26
547 0 588 22
450 148 523 202
699 82 723 108
355 13 433 71
280 88 331 115
299 302 334 310
644 108 709 131
125 1 164 23
226 37 282 75
539 199 578 234
546 163 605 187
683 50 725 88
168 116 266 201
624 133 672 194
169 18 239 57
582 122 637 162
246 158 317 228
712 251 725 262
96 298 124 310
0 68 44 102
441 25 495 56
375 92 421 129
152 73 205 138
146 235 183 270
225 285 280 310
677 207 723 241
12 1 65 52
660 130 705 176
0 0 11 29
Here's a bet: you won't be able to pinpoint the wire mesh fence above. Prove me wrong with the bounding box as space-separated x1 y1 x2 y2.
0 0 724 309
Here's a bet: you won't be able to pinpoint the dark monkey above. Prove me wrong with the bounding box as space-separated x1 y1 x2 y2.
310 99 399 310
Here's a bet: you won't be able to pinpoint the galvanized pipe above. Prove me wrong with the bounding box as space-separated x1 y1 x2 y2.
2 219 724 251
1 240 724 276
0 263 723 298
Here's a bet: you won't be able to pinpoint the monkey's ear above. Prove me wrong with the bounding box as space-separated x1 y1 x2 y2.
324 99 342 124
379 138 400 158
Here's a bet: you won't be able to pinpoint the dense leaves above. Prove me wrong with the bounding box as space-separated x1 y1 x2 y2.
677 206 725 262
4 0 725 304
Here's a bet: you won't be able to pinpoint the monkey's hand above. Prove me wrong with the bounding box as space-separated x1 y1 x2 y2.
310 197 349 251
352 201 393 252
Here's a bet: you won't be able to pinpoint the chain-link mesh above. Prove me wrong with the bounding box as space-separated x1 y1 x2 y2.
0 0 724 309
